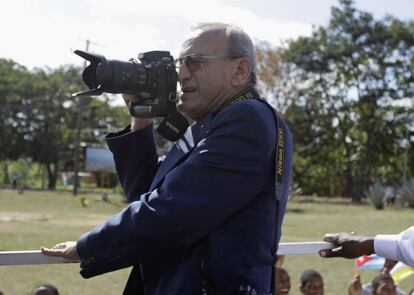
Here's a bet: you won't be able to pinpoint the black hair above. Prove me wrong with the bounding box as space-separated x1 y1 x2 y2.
32 284 59 295
372 274 394 294
300 269 323 287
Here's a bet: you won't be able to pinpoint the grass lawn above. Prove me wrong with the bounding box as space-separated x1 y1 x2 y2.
0 190 413 294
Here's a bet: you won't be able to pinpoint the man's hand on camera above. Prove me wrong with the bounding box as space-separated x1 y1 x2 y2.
319 232 375 259
122 94 153 131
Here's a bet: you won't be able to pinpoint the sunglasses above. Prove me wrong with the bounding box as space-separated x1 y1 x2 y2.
174 54 229 71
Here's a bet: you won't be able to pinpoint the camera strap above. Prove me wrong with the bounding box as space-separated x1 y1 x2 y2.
228 87 289 295
228 87 286 204
157 108 189 142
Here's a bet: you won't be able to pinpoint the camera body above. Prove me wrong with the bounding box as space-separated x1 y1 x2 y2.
73 50 178 117
73 50 188 141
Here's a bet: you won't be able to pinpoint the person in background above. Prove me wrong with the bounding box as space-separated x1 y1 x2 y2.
275 267 291 295
371 274 398 295
12 173 18 189
31 284 59 295
300 269 324 295
274 255 291 294
348 273 404 295
384 186 396 206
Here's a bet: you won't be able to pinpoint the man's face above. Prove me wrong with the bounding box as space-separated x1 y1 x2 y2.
177 31 238 120
300 277 324 295
374 279 397 295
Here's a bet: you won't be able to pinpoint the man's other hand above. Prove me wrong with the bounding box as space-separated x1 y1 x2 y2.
122 94 153 131
41 241 80 262
319 232 375 259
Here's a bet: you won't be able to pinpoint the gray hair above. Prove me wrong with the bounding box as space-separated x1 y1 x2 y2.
191 22 257 84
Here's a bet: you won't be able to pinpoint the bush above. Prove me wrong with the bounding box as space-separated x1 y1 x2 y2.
368 182 385 210
400 178 414 208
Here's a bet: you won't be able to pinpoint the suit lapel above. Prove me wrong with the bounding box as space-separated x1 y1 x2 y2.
149 117 208 191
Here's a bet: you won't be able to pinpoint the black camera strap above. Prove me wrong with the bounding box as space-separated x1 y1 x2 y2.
157 108 189 142
229 87 288 295
229 87 286 204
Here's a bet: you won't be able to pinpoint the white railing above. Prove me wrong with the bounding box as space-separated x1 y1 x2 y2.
0 242 335 265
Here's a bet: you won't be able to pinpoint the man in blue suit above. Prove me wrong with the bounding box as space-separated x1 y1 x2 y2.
42 22 293 295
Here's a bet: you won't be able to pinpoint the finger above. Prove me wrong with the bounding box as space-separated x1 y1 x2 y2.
41 247 61 255
50 243 67 250
328 247 344 257
122 94 134 100
319 246 343 258
323 233 339 242
123 95 140 103
41 247 65 257
319 249 331 257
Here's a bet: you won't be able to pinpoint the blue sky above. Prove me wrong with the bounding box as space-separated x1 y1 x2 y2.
1 0 412 70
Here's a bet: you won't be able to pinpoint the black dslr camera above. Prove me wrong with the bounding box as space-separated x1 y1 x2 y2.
73 50 188 141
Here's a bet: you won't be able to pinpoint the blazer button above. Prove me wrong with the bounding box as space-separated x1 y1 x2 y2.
81 256 96 268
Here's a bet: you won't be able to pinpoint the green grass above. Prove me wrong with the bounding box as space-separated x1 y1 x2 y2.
0 191 413 294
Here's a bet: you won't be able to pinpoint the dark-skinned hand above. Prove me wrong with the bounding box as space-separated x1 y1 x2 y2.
319 232 375 259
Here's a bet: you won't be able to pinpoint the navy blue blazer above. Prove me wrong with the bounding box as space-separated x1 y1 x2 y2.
76 98 293 295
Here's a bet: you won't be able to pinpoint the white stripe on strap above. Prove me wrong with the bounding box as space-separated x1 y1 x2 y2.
183 127 194 148
0 242 335 265
176 139 189 153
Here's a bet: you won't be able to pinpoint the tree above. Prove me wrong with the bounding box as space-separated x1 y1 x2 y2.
21 66 82 189
0 59 32 184
259 0 414 201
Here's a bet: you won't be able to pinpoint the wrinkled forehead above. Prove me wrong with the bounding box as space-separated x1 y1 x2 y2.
180 30 228 57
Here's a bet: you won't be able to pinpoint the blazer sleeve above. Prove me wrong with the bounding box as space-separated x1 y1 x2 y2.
105 124 158 203
77 101 279 278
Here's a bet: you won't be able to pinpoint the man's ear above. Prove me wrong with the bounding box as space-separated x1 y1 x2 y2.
231 57 252 86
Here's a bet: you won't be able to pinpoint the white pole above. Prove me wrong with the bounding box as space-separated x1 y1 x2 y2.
0 242 335 266
277 242 335 255
0 251 74 265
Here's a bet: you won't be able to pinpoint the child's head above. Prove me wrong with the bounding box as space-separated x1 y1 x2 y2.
372 273 396 295
275 267 291 294
300 269 324 295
